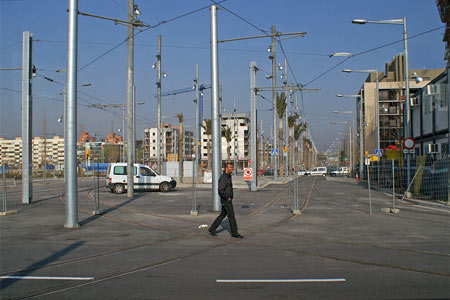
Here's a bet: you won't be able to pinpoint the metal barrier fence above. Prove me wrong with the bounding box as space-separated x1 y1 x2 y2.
364 156 450 202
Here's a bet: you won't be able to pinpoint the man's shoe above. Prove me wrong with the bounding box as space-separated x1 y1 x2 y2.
232 234 244 239
208 229 217 236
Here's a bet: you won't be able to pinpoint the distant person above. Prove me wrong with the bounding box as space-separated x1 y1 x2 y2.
208 163 243 238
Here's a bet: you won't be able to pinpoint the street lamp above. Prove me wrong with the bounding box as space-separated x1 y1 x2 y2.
331 121 352 171
342 69 379 153
351 17 410 135
333 111 354 174
352 17 412 185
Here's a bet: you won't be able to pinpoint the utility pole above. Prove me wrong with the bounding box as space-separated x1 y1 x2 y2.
65 0 79 228
210 5 221 211
271 25 278 180
233 97 237 175
283 59 288 175
157 34 162 174
191 64 199 216
260 119 263 171
21 30 33 204
126 0 135 198
250 62 257 191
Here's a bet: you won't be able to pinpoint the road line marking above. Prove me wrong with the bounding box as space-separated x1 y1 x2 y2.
216 278 346 283
0 276 95 281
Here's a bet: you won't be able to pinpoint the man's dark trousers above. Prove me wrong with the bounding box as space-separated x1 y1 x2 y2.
210 199 238 235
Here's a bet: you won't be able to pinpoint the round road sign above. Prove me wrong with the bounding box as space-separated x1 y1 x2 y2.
244 168 253 176
403 138 416 149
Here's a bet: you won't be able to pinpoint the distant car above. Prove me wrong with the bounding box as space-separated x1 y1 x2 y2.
257 169 265 176
330 167 350 176
297 169 311 176
310 167 327 176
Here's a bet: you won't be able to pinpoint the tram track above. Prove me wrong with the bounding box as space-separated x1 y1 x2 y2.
3 179 311 299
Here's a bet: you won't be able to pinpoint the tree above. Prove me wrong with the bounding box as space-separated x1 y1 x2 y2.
202 119 212 170
177 113 184 183
276 92 287 177
287 113 299 175
294 123 306 170
222 126 233 162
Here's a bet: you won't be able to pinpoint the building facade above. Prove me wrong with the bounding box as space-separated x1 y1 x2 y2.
143 124 194 164
355 55 444 163
0 136 65 168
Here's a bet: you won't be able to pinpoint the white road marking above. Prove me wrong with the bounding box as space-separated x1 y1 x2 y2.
0 276 94 281
216 278 346 283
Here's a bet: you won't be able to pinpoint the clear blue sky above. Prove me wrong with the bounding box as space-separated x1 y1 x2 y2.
1 0 446 152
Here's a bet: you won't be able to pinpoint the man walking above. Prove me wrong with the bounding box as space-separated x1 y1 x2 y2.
208 163 244 238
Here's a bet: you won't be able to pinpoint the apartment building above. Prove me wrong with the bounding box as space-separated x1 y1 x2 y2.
143 124 194 164
198 113 250 170
0 136 65 168
355 55 444 158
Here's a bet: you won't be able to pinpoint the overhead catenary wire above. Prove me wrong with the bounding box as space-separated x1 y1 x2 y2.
303 24 446 87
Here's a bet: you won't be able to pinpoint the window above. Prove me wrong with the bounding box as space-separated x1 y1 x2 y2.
113 166 137 175
140 167 153 176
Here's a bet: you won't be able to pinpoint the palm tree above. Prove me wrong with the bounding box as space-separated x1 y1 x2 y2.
287 113 299 175
294 123 306 170
177 113 184 183
222 126 233 162
202 119 212 170
276 92 287 177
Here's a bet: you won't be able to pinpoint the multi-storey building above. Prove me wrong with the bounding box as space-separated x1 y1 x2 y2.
143 124 194 164
355 55 444 160
0 136 65 168
198 113 250 169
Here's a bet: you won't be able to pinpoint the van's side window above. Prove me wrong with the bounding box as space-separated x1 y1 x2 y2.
114 166 126 175
140 167 152 176
113 166 137 175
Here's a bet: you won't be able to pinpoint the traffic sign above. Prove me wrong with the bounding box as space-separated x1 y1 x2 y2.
244 168 253 181
403 138 416 149
375 149 383 157
271 148 279 156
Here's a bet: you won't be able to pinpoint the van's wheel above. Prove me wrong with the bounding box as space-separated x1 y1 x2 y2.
160 182 171 192
113 184 125 194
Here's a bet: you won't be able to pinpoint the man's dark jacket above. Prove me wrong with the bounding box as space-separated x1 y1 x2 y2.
218 171 233 201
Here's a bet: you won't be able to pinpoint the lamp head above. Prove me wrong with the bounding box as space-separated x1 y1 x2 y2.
352 19 367 24
342 69 352 73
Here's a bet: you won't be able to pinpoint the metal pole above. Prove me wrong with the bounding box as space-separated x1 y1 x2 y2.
284 59 288 175
210 5 221 211
132 85 136 163
349 126 352 175
126 0 135 198
403 17 411 187
250 62 257 191
375 69 380 151
21 31 33 204
157 34 162 174
392 159 396 210
367 156 372 215
233 98 237 175
2 161 6 212
122 106 125 161
260 119 263 171
191 64 199 216
65 0 79 228
359 91 364 179
271 25 278 180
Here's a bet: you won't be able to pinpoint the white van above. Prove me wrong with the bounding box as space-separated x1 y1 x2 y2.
310 167 327 176
106 163 176 194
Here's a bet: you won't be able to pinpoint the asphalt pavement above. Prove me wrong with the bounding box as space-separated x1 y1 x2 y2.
1 176 449 299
